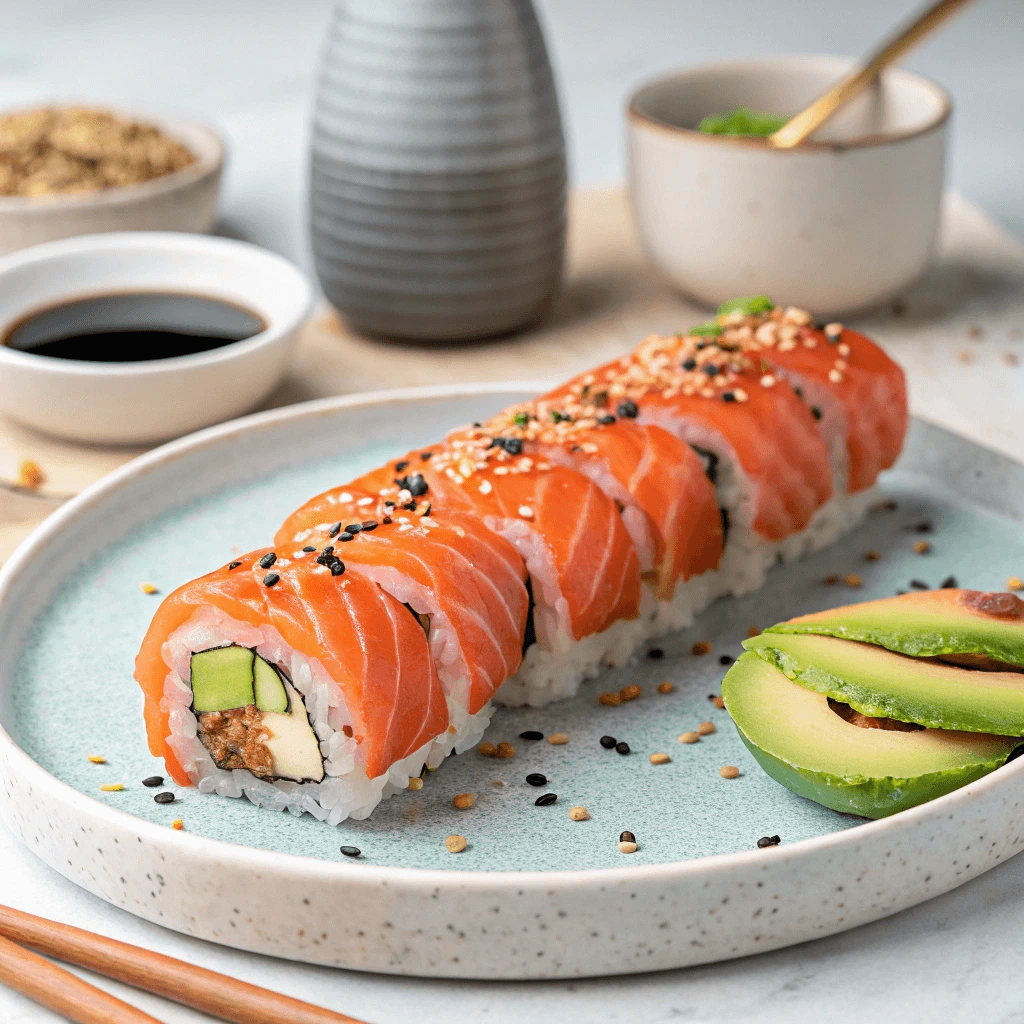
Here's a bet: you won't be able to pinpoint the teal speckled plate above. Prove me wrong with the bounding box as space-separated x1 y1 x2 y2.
1 385 1023 979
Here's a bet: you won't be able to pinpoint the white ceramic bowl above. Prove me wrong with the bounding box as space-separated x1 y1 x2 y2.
627 56 950 316
0 232 312 445
0 113 224 257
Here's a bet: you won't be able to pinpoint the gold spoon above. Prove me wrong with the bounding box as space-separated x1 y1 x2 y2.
768 0 976 149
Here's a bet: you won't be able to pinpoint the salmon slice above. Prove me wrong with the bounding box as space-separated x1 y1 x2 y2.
712 306 908 493
548 335 834 542
351 432 642 646
483 402 723 601
134 548 448 785
275 489 529 714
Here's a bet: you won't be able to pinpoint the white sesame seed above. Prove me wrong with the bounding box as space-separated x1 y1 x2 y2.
478 479 492 495
518 505 534 519
356 496 374 506
838 342 851 357
760 374 776 388
829 369 844 383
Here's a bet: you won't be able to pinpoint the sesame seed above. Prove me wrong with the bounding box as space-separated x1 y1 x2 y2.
824 574 840 585
87 755 106 764
721 391 737 402
719 654 734 665
478 479 493 495
940 576 958 589
569 806 590 821
171 819 184 831
824 323 843 342
302 545 316 553
914 540 932 554
478 742 497 757
647 648 664 660
757 835 781 849
600 735 617 749
615 741 631 755
139 582 158 595
760 374 776 388
844 574 862 588
518 505 534 519
100 783 124 792
617 400 639 418
227 561 242 570
1008 576 1023 591
720 765 740 779
154 791 175 804
747 625 760 638
598 692 621 706
495 742 516 759
535 793 558 806
142 776 163 787
526 773 547 787
864 550 880 561
263 572 280 587
678 732 700 744
618 841 638 854
445 834 467 853
258 552 277 569
657 681 674 694
697 722 716 736
340 845 361 858
453 793 476 809
828 370 844 383
519 730 544 741
712 696 726 709
547 733 568 745
691 640 712 656
910 579 930 590
649 752 671 765
407 777 423 791
619 684 642 702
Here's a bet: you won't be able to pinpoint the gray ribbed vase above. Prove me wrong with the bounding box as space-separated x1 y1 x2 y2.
309 0 567 342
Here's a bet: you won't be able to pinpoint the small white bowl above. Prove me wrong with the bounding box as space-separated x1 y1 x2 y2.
0 113 224 257
627 55 950 315
0 232 312 445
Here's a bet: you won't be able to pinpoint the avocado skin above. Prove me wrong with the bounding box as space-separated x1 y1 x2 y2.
766 591 1024 668
732 729 1007 819
744 632 1024 735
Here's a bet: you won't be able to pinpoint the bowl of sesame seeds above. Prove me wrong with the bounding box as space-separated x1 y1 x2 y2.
627 55 950 316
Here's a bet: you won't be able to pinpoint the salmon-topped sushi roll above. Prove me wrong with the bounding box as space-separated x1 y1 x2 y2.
482 400 724 630
134 548 449 824
351 431 643 706
275 488 529 753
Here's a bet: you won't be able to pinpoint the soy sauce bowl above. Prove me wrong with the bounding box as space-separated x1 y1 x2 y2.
0 232 312 444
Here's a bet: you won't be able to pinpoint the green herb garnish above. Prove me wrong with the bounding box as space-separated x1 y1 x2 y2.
697 107 788 138
717 295 775 317
513 411 530 428
688 322 723 337
550 410 570 423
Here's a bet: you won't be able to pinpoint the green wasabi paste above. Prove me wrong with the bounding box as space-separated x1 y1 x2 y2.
697 106 787 138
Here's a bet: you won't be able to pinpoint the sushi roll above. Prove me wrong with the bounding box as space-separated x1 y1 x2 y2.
135 548 450 823
347 433 644 706
275 487 530 752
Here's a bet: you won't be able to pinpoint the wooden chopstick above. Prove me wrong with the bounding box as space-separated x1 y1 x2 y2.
0 931 162 1023
0 904 368 1024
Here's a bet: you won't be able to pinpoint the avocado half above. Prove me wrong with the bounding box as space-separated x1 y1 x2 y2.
744 632 1024 735
766 589 1024 669
722 652 1019 819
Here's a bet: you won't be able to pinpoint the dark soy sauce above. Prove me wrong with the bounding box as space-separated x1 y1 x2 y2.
3 292 266 362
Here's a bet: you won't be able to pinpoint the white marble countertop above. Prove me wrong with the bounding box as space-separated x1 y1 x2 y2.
2 2 1024 1021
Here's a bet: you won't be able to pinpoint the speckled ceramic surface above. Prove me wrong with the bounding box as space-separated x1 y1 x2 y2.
1 385 1023 978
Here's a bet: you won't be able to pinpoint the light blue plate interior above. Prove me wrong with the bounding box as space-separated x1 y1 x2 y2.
9 410 1024 873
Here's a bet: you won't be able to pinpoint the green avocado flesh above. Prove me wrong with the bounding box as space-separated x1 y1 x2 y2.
190 646 289 713
766 591 1024 669
745 632 1024 735
698 107 787 137
190 646 255 712
722 653 1018 819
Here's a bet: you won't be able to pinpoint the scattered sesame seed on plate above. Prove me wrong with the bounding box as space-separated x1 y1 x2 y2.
656 681 674 694
712 696 726 709
547 733 568 745
615 741 630 755
445 834 467 853
171 819 184 831
618 841 638 854
691 640 712 656
569 806 590 821
598 692 621 706
1009 576 1023 591
495 742 516 759
720 765 741 779
747 625 760 638
678 732 700 745
139 582 158 595
697 722 716 736
649 752 671 765
599 735 617 749
535 792 558 806
87 755 106 764
844 574 862 588
453 793 476 810
757 835 781 849
620 830 636 843
823 574 840 585
340 845 361 858
477 742 497 757
407 777 423 791
619 684 642 702
99 783 124 792
517 505 534 519
914 540 932 554
864 550 880 561
519 730 544 741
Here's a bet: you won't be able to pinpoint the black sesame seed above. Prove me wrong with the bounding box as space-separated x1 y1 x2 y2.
519 730 544 741
910 579 930 590
719 654 734 666
258 552 277 569
329 559 345 577
263 572 280 587
406 474 429 496
615 741 630 755
941 575 958 588
597 414 616 426
328 522 342 537
227 561 242 570
142 776 163 788
721 392 737 403
154 791 175 805
703 364 721 376
535 793 558 806
361 520 379 531
395 461 409 472
915 521 934 533
793 386 804 399
489 437 524 456
420 451 433 460
825 325 842 342
600 735 617 749
338 532 354 542
757 835 781 849
345 523 362 534
302 545 316 553
811 406 823 421
617 400 639 419
526 773 547 787
682 358 697 371
647 648 664 660
619 830 636 844
340 845 362 858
